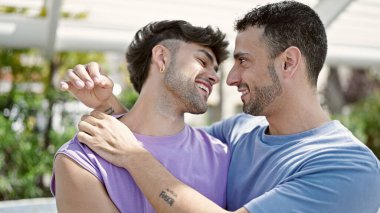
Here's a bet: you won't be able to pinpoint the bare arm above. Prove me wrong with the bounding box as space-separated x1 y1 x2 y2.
125 150 249 213
77 111 249 213
54 154 119 213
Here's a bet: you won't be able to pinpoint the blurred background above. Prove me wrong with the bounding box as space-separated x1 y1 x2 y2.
0 0 379 211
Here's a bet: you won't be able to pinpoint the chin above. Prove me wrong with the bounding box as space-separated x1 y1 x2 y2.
188 105 207 115
243 104 263 116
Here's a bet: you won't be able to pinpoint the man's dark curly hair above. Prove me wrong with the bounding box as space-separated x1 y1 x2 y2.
235 1 327 86
126 20 229 93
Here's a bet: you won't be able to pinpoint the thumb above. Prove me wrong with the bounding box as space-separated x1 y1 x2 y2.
98 74 114 89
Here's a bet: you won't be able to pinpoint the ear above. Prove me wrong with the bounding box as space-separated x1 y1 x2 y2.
151 44 169 73
280 46 301 79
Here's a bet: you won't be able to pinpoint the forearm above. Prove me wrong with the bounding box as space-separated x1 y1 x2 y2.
95 94 128 115
125 150 232 213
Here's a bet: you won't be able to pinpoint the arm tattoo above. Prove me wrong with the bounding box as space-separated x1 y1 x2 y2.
159 188 177 207
104 107 115 115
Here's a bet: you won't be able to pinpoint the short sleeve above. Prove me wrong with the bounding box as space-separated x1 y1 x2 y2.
50 135 105 195
203 114 267 149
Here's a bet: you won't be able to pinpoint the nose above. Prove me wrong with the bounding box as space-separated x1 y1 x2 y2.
226 64 240 86
207 69 220 85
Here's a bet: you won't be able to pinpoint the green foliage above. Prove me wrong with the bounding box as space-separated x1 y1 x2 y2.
0 3 136 201
119 87 139 109
0 6 28 14
0 91 77 200
335 92 380 159
0 47 106 200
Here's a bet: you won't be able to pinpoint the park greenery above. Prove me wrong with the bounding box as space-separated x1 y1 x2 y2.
0 3 378 201
0 4 138 200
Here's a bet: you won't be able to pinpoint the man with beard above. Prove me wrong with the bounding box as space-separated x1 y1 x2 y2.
64 1 380 213
51 20 231 213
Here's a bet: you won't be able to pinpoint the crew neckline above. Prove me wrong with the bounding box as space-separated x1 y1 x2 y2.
134 124 189 145
260 120 342 145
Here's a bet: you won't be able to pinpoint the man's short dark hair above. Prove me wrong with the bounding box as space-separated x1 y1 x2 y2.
127 20 229 93
235 1 327 86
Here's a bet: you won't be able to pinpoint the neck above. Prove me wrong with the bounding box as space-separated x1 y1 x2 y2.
265 89 330 135
120 87 185 136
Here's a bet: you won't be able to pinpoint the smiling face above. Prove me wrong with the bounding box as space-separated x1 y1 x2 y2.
227 27 282 116
163 41 220 114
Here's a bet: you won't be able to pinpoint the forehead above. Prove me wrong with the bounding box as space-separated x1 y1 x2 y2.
179 42 217 61
234 27 268 55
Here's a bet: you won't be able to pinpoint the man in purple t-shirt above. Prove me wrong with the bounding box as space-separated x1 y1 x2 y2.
52 20 230 212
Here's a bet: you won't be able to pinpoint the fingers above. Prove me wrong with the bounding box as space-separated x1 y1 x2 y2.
73 64 94 89
77 131 93 145
90 110 109 120
78 120 96 135
81 114 100 126
86 62 102 85
60 62 105 91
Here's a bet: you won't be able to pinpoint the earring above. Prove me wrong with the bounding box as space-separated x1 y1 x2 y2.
160 64 165 73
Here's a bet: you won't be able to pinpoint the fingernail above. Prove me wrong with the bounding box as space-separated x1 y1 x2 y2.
76 80 84 88
60 82 67 90
85 81 93 89
93 76 100 83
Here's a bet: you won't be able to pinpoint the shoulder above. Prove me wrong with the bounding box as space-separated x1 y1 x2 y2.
189 126 230 154
52 135 108 192
204 113 267 146
53 155 119 212
314 121 380 168
221 113 267 129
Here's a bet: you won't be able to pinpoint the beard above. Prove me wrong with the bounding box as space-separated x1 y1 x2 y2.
243 62 282 115
163 58 208 114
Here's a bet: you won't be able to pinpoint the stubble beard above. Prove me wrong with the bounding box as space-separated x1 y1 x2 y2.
243 63 282 115
163 59 207 115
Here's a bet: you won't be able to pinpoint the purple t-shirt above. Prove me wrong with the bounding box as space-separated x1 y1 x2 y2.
51 124 230 212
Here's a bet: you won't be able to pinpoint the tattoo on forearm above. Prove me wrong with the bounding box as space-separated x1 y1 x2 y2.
104 107 114 115
159 188 176 207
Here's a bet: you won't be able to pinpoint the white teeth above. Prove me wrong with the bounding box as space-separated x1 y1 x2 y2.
240 89 249 96
197 83 209 94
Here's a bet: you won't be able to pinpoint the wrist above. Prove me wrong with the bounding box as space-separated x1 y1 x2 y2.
94 95 117 114
95 94 128 115
123 146 150 170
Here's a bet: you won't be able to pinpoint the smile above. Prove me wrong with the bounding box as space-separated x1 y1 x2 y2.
196 83 210 95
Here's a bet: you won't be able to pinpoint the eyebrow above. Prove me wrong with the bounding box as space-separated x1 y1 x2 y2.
233 52 249 59
198 49 219 72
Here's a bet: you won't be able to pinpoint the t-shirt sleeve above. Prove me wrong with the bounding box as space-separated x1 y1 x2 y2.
202 119 231 145
244 151 380 213
50 135 105 196
202 114 267 148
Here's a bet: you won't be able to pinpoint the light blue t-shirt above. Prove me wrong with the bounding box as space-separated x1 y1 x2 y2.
205 113 380 213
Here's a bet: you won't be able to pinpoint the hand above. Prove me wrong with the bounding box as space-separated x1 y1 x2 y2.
77 110 144 168
60 62 114 109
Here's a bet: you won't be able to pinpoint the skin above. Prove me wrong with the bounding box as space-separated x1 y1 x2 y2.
54 155 119 212
54 41 221 212
228 27 282 115
59 26 331 212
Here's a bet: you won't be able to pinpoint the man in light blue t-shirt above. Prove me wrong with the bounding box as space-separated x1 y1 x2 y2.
66 1 380 213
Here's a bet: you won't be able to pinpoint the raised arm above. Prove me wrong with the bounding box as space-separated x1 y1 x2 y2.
77 111 249 213
61 62 128 114
54 154 119 213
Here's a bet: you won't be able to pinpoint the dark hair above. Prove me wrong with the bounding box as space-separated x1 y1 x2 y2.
235 1 327 86
126 20 229 93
